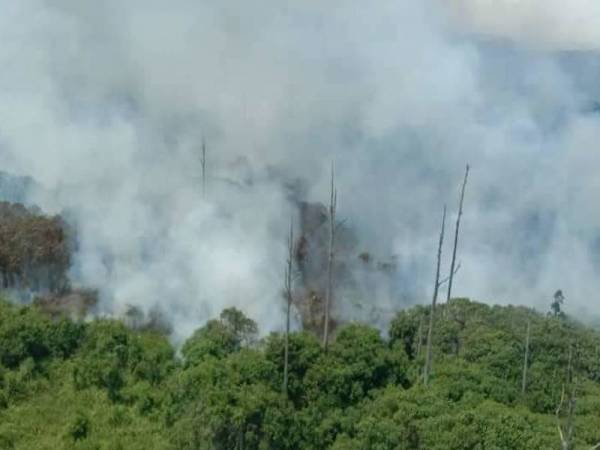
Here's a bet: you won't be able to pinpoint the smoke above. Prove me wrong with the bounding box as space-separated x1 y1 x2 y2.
0 0 599 337
449 0 600 51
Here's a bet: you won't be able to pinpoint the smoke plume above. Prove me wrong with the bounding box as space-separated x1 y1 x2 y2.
1 0 600 338
450 0 600 50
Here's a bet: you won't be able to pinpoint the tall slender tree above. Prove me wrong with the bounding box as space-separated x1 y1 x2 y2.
424 205 446 386
283 220 294 394
323 163 337 350
553 343 600 450
446 164 469 303
556 343 576 450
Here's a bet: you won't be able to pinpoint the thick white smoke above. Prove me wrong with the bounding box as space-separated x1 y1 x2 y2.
449 0 600 50
1 0 600 337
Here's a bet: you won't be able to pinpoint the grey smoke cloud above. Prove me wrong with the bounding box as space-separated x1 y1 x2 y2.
0 0 599 337
449 0 600 50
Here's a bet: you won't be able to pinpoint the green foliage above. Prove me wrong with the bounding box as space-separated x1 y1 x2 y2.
264 331 322 405
0 301 84 369
0 297 599 449
219 307 259 345
67 412 90 441
181 307 258 367
389 306 427 360
71 319 174 405
304 324 409 408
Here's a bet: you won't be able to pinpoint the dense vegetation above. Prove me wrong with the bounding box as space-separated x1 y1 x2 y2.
0 296 599 449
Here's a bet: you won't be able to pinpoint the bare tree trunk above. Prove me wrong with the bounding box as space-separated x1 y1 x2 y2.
556 384 576 450
424 205 446 386
283 220 294 395
201 138 207 198
556 343 576 450
446 164 469 303
323 163 337 350
522 319 531 394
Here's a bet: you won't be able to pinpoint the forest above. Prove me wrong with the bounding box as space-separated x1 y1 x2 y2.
0 173 599 450
3 0 600 449
1 294 599 449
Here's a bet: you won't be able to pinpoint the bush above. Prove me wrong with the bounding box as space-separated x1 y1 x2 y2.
67 412 90 441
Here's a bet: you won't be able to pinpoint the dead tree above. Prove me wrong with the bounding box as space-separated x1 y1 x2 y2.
446 164 469 303
556 343 576 450
283 220 294 395
201 138 207 197
522 319 531 394
424 205 447 386
323 163 337 350
556 385 576 450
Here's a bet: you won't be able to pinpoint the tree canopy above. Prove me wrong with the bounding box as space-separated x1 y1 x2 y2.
0 297 599 449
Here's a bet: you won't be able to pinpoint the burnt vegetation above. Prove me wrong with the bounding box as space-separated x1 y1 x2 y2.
0 201 99 319
0 201 71 293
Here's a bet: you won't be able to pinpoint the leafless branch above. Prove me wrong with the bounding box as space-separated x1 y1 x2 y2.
438 262 461 288
555 344 578 450
424 205 446 386
283 219 294 394
555 386 567 448
323 162 337 350
446 164 469 303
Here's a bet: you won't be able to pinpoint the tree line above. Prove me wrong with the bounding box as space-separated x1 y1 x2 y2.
1 295 599 449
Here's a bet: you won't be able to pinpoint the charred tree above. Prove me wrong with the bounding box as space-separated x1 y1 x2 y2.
446 164 469 303
323 164 337 350
283 220 294 395
424 205 447 386
0 202 71 294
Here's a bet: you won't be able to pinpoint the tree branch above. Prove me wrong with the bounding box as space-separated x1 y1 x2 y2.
556 386 567 448
283 218 294 395
446 164 469 302
424 205 446 386
438 262 461 288
323 162 337 350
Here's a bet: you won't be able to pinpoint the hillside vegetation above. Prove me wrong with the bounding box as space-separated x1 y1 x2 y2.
0 296 599 450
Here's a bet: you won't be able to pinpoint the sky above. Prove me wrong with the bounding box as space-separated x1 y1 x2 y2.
0 0 600 337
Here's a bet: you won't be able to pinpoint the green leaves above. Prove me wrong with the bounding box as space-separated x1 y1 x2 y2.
304 324 409 408
1 297 599 449
0 301 84 369
181 308 258 367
